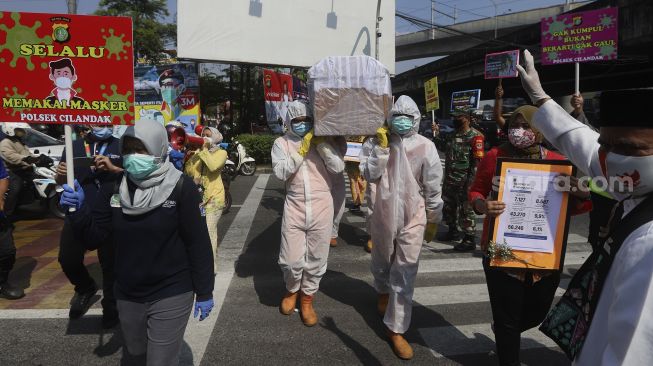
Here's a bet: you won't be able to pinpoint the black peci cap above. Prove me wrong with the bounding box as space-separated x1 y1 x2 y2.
599 89 653 128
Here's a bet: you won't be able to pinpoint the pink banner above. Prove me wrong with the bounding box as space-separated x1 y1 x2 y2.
541 7 618 65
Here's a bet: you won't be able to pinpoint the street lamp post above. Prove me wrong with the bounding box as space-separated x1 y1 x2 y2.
375 0 382 60
490 0 498 39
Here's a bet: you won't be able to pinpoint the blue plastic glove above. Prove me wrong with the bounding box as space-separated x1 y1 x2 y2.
169 149 185 171
60 180 84 211
194 298 214 321
219 142 229 150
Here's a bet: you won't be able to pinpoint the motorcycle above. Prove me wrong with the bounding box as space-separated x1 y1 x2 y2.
33 163 65 219
7 155 65 219
221 141 256 178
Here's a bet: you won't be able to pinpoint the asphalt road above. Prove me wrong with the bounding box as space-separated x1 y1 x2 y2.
0 173 592 365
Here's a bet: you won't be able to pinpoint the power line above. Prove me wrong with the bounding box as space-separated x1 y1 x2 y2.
395 11 530 49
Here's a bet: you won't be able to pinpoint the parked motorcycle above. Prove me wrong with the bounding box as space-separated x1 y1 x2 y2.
221 141 256 178
6 155 65 219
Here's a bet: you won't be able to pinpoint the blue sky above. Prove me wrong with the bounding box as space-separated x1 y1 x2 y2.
1 0 571 72
0 0 176 18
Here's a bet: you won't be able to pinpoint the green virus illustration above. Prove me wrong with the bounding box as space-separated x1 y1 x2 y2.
101 84 133 124
542 17 572 41
547 52 559 62
599 14 617 28
101 28 131 61
597 44 617 59
3 86 30 116
0 12 52 71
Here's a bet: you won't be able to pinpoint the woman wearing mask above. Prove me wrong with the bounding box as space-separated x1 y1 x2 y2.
272 100 345 327
60 119 215 366
468 106 592 366
361 96 444 360
185 126 228 272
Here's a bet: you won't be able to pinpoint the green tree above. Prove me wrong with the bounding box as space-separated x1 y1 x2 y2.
95 0 175 64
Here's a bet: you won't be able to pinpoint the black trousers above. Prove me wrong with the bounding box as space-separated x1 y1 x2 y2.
483 260 560 366
5 170 26 217
0 221 16 282
58 221 116 313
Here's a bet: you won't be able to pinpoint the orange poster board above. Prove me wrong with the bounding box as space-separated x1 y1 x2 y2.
488 158 575 271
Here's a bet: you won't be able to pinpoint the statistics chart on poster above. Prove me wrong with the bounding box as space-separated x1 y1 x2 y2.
495 169 564 253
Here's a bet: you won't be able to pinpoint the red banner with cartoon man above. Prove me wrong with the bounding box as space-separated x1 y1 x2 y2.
263 69 293 133
0 11 135 125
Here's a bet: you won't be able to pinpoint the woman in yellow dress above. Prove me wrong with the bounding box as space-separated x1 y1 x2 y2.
185 127 228 272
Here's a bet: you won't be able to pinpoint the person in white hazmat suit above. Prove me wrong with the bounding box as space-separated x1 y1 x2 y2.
360 96 444 360
518 50 653 365
271 100 346 327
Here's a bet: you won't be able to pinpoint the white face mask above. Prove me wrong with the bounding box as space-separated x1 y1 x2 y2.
55 77 73 89
600 150 653 196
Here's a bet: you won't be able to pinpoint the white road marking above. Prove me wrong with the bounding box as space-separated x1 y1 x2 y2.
418 251 590 274
419 322 559 358
413 279 570 306
181 174 270 366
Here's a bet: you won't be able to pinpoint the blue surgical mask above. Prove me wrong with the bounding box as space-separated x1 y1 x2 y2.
91 127 112 141
292 122 312 137
391 116 413 135
161 88 178 104
123 154 161 180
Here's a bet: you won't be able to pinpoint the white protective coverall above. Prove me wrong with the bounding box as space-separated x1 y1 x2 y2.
359 138 377 235
361 96 444 334
331 179 346 240
532 100 653 366
272 101 346 296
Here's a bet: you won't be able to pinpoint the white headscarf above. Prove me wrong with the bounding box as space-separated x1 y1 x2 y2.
119 119 183 215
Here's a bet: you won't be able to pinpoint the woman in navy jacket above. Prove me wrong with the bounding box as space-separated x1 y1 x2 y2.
61 119 214 366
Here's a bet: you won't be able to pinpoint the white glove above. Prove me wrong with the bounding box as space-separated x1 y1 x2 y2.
516 50 550 104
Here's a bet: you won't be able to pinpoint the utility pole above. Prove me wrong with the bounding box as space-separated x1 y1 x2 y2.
431 0 436 40
66 0 77 14
375 0 382 60
490 0 498 39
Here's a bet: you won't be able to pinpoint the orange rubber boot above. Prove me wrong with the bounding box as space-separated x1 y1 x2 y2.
300 292 318 327
377 293 389 317
387 329 414 360
279 291 298 315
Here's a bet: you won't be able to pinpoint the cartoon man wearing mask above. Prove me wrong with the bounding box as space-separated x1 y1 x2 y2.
46 58 84 104
158 69 186 121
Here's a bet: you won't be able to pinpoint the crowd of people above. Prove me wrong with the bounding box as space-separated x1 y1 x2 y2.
0 50 651 366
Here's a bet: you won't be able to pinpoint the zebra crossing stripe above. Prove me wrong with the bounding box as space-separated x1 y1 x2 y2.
413 279 570 306
419 323 559 358
418 251 590 274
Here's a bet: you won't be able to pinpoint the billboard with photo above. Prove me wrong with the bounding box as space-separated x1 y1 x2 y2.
177 0 396 74
133 63 200 134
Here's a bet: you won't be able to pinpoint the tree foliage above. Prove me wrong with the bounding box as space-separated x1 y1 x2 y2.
95 0 175 64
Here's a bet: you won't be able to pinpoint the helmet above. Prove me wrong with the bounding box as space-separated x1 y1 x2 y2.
1 123 31 137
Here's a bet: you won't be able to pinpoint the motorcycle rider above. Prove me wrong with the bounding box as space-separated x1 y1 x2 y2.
55 124 122 328
0 123 53 217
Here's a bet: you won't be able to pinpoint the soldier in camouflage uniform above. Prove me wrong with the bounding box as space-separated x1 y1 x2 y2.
432 109 485 251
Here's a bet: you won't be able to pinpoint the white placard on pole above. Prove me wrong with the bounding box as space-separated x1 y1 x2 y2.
63 125 76 212
574 62 580 95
